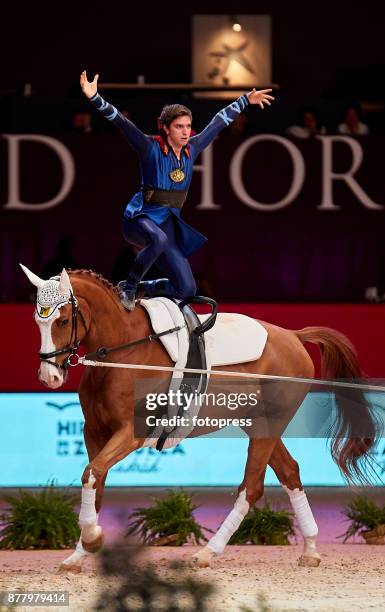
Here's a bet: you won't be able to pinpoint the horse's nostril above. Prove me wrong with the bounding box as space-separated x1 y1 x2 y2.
46 373 61 387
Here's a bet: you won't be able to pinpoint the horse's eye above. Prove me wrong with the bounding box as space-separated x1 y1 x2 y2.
58 318 69 327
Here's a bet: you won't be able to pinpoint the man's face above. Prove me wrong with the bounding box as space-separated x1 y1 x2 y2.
165 115 192 149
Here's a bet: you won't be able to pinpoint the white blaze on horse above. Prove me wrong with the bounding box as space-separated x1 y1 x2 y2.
21 265 379 572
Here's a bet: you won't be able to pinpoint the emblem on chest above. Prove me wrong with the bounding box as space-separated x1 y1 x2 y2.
169 169 185 183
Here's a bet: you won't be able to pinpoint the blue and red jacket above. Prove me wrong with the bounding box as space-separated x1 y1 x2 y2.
90 92 249 257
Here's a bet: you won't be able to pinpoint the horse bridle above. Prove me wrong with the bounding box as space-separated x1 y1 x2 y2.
38 293 87 371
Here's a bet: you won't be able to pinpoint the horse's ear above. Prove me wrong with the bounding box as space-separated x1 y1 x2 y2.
59 268 73 294
19 263 45 288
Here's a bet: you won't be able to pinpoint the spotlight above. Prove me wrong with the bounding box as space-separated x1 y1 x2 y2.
229 15 242 32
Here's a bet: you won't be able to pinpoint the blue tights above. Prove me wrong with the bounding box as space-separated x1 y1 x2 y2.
121 215 196 299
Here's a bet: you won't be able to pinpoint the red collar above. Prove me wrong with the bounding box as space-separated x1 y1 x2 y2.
152 135 191 158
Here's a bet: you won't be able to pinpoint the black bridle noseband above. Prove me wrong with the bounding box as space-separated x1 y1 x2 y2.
38 293 86 371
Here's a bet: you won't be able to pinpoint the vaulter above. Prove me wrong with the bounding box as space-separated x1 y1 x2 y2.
80 70 274 310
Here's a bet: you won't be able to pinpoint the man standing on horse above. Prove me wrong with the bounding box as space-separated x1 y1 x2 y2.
80 71 274 310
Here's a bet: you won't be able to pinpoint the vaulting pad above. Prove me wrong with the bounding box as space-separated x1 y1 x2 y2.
200 311 268 366
138 298 268 366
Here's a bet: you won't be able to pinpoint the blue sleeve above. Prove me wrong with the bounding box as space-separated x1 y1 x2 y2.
190 94 249 157
89 93 153 159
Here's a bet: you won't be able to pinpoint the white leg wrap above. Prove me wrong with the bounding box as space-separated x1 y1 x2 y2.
75 537 90 555
282 485 318 537
60 538 90 568
303 535 318 556
206 490 250 555
60 524 98 569
79 473 97 527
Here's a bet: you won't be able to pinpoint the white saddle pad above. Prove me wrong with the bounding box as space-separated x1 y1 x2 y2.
139 298 268 366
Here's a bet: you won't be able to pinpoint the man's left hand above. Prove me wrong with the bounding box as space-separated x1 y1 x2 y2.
247 88 275 109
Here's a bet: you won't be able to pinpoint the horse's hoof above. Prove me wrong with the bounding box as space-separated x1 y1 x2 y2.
58 549 88 573
58 562 82 574
298 554 321 567
192 548 215 568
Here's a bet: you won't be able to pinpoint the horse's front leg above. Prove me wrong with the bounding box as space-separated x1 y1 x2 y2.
78 424 141 554
194 438 277 568
59 425 107 573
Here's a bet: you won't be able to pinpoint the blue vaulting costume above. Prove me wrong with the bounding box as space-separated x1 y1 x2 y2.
89 91 250 308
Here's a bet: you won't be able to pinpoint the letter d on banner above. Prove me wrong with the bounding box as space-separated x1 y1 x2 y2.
3 134 75 211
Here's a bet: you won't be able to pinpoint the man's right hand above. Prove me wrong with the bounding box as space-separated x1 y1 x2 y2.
80 70 99 99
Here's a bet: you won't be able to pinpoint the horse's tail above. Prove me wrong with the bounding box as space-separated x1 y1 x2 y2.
295 326 380 483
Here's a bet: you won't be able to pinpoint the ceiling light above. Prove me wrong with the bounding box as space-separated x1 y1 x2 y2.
229 15 242 32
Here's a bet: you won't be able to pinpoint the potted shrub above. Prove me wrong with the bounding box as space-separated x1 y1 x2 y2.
229 500 295 545
0 482 80 549
126 490 211 546
339 496 385 544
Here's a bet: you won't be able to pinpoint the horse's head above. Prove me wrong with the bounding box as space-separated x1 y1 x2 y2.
20 264 84 389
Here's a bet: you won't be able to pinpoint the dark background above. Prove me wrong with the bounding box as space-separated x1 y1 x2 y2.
1 1 385 302
2 2 384 100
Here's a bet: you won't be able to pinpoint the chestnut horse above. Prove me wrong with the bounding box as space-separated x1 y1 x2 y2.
21 266 378 572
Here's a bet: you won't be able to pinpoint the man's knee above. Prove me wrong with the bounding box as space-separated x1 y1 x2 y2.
150 228 168 255
124 218 169 255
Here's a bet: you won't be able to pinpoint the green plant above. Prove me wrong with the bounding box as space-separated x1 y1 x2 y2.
339 495 385 542
126 490 211 546
0 481 80 549
229 499 295 545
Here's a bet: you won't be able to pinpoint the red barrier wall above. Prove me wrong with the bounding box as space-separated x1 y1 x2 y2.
1 303 384 391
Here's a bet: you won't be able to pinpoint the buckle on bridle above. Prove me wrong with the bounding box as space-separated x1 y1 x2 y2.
68 353 80 367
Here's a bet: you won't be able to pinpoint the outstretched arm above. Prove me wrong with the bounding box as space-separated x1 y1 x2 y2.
190 88 274 156
80 70 152 159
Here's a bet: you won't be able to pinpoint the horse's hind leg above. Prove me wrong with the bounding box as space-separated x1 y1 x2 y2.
269 440 321 567
193 438 277 568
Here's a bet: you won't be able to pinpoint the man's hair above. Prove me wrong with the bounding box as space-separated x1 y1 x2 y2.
158 104 192 129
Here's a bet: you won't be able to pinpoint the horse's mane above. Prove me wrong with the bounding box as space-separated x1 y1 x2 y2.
68 269 121 299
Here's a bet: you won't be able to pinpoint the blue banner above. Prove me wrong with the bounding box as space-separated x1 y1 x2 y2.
0 393 384 486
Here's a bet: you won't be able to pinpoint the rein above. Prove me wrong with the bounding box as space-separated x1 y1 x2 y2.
83 295 217 360
84 325 185 360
